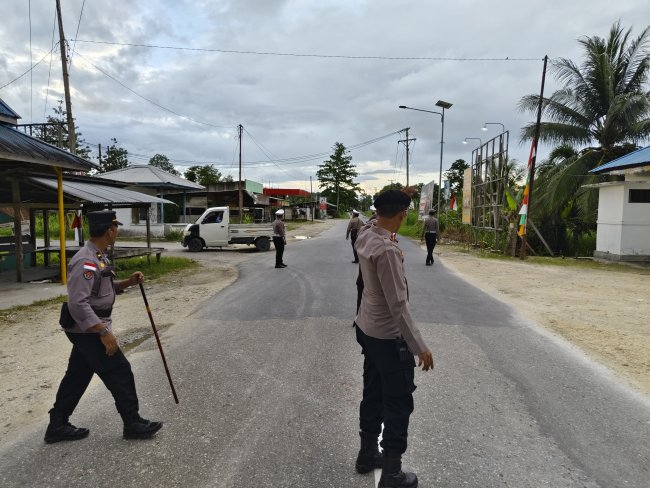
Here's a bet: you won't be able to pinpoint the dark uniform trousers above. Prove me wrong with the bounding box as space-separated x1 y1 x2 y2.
356 269 364 313
273 236 285 266
425 232 437 263
350 230 359 262
355 325 416 455
50 332 139 423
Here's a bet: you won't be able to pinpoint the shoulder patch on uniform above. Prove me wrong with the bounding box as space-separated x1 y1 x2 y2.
83 262 98 271
83 270 94 280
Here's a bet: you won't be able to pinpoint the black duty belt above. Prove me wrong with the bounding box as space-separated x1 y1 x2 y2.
93 308 113 318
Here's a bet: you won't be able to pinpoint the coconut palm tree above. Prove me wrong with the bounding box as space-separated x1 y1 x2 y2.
518 22 650 252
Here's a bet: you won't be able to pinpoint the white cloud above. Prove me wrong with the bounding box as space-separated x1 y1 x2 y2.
2 0 648 193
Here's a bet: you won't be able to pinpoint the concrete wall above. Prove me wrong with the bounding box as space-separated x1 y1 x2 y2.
113 206 165 237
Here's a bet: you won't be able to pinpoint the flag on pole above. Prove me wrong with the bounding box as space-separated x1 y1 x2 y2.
71 211 82 242
450 194 458 211
518 140 536 236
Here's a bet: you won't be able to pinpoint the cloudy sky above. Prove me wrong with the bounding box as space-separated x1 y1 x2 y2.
1 0 648 194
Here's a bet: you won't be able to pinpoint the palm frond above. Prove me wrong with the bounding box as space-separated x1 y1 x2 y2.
520 122 592 147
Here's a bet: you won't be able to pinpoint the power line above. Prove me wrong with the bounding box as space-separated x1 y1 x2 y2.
72 50 236 130
43 8 58 122
243 127 302 179
71 39 543 61
0 46 57 90
84 130 403 170
29 0 33 123
68 0 87 71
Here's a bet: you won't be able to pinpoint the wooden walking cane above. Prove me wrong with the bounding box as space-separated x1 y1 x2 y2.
139 283 179 404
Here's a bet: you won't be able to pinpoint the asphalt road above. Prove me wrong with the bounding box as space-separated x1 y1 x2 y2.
1 221 649 487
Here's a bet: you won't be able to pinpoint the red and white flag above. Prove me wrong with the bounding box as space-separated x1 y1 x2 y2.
450 194 458 211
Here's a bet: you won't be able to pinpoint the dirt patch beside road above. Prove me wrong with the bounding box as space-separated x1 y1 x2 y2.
437 245 650 397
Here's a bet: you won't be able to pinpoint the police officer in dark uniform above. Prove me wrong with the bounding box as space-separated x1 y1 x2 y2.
421 209 439 265
354 190 434 488
368 204 377 223
44 210 162 443
272 209 287 268
346 210 363 263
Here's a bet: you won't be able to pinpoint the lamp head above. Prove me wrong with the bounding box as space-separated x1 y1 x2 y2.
481 126 488 132
436 100 452 109
398 105 407 109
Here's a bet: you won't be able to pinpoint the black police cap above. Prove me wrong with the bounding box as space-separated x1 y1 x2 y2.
373 189 411 210
88 210 123 228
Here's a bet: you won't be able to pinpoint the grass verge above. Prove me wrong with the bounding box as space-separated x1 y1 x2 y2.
439 242 648 274
114 256 198 280
0 295 67 325
0 257 198 323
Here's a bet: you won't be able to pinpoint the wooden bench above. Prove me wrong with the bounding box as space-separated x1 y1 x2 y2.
0 235 36 271
36 245 165 265
111 246 165 264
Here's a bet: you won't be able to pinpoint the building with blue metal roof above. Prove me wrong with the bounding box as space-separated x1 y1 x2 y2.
591 146 650 174
585 145 650 262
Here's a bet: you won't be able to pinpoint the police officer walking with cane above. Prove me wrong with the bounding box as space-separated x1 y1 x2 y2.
354 190 434 488
45 210 162 443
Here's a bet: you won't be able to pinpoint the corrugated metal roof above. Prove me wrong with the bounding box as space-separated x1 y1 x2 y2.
29 177 174 205
96 164 204 190
0 125 97 171
591 146 650 174
0 98 21 120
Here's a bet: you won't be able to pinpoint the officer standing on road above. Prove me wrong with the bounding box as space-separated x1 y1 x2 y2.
354 190 434 488
368 205 377 223
272 209 287 268
421 209 439 265
346 209 363 263
44 210 163 444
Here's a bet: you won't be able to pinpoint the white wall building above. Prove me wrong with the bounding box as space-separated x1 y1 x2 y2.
589 146 650 262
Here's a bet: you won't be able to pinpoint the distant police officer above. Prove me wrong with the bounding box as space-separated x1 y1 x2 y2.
346 210 363 263
368 205 377 223
354 190 434 488
44 210 162 444
272 209 287 268
421 209 439 265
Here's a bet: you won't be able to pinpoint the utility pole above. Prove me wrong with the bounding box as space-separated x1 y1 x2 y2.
238 124 243 223
398 128 416 187
310 176 314 222
519 55 548 259
55 0 76 153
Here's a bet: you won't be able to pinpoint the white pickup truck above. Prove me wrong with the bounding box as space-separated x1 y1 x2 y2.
181 207 274 252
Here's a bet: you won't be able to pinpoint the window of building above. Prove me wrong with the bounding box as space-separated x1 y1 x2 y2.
629 189 650 203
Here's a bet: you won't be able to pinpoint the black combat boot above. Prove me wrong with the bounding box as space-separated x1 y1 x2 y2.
44 414 89 444
355 431 383 473
378 452 418 488
123 415 163 439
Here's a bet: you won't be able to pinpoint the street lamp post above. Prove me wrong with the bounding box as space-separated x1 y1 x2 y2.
463 137 483 146
482 122 505 133
398 100 452 220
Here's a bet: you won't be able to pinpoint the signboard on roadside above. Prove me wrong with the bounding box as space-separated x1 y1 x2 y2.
319 197 327 210
419 180 435 218
462 168 472 224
